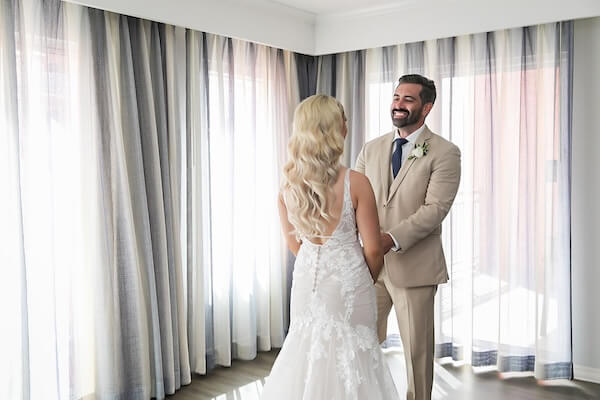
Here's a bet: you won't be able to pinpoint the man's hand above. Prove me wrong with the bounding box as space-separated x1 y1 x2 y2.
380 232 394 254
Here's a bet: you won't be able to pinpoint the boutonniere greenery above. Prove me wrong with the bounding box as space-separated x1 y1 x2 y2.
408 142 430 160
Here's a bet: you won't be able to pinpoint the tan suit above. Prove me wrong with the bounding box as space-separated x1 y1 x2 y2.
355 126 460 400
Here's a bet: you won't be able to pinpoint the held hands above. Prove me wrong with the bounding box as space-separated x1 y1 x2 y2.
380 231 395 254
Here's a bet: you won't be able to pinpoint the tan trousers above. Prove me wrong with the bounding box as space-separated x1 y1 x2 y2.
376 267 437 400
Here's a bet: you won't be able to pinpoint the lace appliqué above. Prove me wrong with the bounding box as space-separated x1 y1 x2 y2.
263 169 398 400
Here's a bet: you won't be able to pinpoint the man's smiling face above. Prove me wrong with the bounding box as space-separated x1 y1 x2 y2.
390 83 426 129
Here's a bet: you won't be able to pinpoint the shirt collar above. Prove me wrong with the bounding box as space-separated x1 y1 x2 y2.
394 124 426 144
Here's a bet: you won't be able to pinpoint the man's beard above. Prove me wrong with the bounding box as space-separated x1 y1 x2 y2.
391 106 422 128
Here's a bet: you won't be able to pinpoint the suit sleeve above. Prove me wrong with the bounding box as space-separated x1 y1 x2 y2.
355 144 366 174
389 145 461 253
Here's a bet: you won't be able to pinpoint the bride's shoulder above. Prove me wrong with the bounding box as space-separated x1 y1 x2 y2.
349 169 370 185
348 169 374 202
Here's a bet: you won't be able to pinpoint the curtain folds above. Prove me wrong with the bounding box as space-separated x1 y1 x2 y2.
362 22 573 380
1 0 296 399
186 31 298 374
311 51 366 168
0 1 192 397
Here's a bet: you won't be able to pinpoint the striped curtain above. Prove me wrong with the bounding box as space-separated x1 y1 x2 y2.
0 0 297 398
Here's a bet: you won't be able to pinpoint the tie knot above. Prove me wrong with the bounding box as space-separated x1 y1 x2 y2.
395 138 408 147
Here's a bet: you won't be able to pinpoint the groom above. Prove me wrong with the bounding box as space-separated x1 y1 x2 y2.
355 74 461 400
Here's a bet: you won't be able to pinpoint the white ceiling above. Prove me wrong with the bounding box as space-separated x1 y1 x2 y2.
66 0 600 55
266 0 412 16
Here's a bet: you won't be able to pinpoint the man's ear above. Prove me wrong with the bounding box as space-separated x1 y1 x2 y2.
422 102 433 118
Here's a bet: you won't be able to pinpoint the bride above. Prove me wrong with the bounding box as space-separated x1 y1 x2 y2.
261 94 399 399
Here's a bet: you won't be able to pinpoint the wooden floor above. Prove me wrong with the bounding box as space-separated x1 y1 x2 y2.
168 349 600 400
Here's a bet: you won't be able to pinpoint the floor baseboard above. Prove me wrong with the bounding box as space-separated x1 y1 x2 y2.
574 364 600 384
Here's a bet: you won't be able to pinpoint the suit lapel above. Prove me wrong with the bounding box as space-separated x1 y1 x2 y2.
379 132 395 201
387 127 433 202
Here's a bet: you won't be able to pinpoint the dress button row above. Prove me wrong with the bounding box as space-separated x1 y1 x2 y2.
312 247 321 292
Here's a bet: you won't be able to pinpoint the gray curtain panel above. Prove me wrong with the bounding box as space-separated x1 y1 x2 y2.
87 12 190 398
294 53 317 100
3 0 188 398
310 51 366 168
1 0 295 398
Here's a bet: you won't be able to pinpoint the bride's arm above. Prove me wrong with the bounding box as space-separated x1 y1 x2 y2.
278 193 302 256
351 171 383 282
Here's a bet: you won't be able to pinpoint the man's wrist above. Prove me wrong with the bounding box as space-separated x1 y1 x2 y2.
386 232 401 252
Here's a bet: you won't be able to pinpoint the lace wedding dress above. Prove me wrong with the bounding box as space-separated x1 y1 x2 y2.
261 169 399 400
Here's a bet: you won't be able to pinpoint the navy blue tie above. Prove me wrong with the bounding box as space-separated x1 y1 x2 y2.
392 138 409 178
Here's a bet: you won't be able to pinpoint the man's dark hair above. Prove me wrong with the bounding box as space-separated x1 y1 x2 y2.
396 74 437 105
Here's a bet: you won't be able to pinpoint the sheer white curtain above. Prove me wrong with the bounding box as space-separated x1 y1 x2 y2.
365 23 573 379
186 31 299 374
1 0 297 399
1 1 192 398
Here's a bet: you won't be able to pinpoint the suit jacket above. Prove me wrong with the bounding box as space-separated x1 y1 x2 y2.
355 126 461 288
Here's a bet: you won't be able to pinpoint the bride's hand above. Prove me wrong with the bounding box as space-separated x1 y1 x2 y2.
380 232 394 254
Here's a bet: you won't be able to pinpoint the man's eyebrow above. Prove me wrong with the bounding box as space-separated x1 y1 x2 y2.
394 94 416 99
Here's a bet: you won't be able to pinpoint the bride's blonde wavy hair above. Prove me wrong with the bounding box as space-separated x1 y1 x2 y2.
282 94 347 239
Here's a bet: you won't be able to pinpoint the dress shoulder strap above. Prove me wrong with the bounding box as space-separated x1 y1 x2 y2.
344 168 351 201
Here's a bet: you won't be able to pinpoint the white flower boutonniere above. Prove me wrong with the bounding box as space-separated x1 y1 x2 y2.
408 142 430 160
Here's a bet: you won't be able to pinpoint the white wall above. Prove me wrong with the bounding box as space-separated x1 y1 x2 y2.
572 16 600 384
65 0 316 55
314 0 600 55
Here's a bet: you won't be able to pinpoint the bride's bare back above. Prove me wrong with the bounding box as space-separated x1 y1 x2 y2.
307 167 347 245
278 166 383 282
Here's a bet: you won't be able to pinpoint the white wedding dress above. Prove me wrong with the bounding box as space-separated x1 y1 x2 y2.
261 169 399 400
